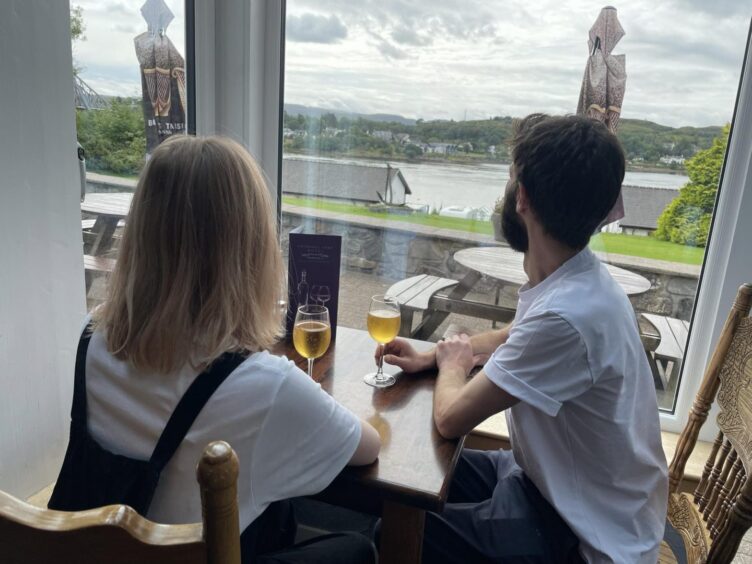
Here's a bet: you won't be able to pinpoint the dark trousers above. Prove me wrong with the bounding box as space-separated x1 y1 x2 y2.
422 449 584 564
244 500 376 564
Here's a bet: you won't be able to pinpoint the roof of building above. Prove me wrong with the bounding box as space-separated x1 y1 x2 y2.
619 184 680 230
281 158 411 203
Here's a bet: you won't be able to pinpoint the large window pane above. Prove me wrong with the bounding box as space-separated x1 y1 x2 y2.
282 1 748 411
70 1 188 308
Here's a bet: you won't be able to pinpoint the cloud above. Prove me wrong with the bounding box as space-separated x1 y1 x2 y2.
287 13 348 44
391 26 432 46
374 38 409 59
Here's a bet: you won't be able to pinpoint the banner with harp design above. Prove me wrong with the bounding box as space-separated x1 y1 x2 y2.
134 0 186 155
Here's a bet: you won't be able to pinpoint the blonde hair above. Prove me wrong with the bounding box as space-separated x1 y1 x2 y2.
94 135 284 373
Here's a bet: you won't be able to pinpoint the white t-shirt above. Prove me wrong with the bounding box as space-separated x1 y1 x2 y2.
82 328 361 531
483 248 668 563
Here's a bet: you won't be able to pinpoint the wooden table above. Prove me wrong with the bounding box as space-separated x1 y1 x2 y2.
273 327 464 564
81 193 133 256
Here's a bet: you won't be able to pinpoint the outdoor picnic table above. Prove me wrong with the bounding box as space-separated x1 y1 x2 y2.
80 192 133 256
395 245 652 341
453 246 652 295
273 327 464 564
641 313 690 389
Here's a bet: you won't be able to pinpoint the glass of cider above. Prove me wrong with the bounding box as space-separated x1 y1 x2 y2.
364 295 401 388
293 304 331 378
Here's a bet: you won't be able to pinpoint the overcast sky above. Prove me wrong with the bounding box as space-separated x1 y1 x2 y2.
73 1 750 127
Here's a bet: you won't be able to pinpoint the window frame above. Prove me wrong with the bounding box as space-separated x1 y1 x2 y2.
196 1 752 435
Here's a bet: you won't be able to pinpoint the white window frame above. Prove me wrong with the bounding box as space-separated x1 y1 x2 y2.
194 2 751 437
192 0 284 218
660 21 752 438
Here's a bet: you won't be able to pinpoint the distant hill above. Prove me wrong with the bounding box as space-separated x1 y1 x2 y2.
282 104 724 163
284 103 416 125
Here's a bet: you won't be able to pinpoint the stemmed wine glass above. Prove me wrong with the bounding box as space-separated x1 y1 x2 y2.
364 295 401 388
318 286 331 307
309 285 321 305
293 305 331 378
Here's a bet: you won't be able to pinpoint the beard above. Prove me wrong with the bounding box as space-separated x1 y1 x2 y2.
501 183 529 252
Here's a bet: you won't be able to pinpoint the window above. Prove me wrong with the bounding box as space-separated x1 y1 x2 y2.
282 1 750 411
70 1 192 308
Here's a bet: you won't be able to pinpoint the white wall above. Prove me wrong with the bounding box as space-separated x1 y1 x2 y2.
0 1 86 497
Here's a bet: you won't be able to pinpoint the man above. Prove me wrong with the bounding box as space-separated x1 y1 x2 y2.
380 114 668 562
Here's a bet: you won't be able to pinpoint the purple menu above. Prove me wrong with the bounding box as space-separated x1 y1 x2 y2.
286 233 342 341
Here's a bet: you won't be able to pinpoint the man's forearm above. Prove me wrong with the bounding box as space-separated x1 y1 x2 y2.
433 365 468 437
470 325 511 356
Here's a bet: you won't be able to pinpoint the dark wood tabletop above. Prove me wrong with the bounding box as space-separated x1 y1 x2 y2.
273 326 464 516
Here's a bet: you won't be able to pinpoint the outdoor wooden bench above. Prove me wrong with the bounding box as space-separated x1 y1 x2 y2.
642 313 690 390
83 254 116 292
388 274 459 337
387 274 516 340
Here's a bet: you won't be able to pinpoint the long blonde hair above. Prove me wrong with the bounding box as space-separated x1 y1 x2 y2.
94 135 284 373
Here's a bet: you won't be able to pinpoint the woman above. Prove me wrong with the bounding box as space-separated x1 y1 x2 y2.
69 136 380 561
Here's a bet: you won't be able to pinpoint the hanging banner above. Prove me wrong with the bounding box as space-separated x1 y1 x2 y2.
134 0 186 156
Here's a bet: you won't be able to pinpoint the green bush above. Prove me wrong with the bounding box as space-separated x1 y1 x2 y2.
76 99 146 176
654 125 729 247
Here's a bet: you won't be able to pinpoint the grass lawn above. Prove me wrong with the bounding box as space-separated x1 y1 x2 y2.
282 196 494 234
590 233 704 265
282 196 705 265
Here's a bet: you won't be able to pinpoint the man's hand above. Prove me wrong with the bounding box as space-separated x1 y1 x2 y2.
376 338 435 373
436 334 475 377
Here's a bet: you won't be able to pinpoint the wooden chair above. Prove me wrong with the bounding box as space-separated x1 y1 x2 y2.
663 283 752 563
0 441 241 564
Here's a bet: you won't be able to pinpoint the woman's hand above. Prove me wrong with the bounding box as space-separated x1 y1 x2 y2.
375 338 436 374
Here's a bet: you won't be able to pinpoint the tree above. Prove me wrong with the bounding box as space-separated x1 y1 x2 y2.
70 6 86 76
76 100 147 176
404 143 423 159
654 125 729 247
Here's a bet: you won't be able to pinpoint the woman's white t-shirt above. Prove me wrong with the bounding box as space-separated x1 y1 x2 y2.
82 328 361 531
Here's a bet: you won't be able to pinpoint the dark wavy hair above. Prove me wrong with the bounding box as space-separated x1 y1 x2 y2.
511 114 625 249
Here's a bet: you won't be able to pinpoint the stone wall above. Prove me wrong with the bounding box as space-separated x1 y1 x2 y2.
282 210 700 321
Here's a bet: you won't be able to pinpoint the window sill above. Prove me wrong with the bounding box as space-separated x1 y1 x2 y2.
468 414 712 493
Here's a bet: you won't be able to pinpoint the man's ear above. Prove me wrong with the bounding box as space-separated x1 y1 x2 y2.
516 182 530 213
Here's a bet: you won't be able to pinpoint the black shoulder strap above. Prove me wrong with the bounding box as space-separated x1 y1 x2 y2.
71 321 94 424
149 352 247 470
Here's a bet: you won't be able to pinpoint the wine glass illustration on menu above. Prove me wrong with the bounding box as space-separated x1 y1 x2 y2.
318 286 331 307
364 295 401 388
309 285 321 305
293 305 331 379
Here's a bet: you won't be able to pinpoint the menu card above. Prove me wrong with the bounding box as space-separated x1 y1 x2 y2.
286 232 342 341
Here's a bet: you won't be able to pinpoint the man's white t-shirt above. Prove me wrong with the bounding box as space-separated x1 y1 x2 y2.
483 248 668 563
83 328 361 531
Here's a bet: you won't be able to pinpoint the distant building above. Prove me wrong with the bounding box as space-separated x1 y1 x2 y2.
423 142 458 155
660 155 686 165
323 127 343 137
282 158 412 205
394 133 410 144
371 130 393 141
607 185 680 236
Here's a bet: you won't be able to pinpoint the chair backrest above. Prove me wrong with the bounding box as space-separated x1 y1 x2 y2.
668 283 752 562
0 441 241 564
